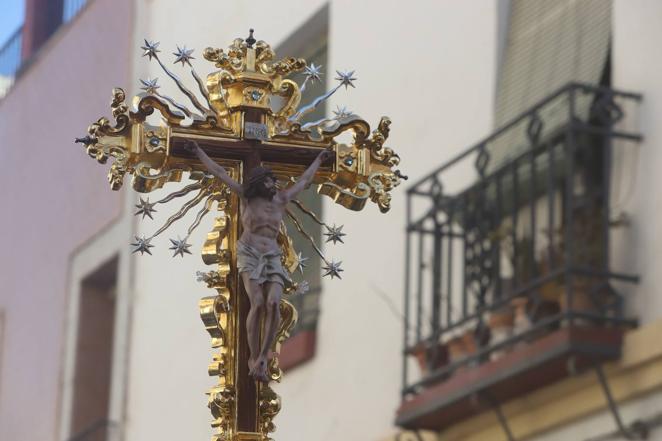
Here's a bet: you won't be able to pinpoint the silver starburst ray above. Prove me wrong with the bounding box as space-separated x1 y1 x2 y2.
289 69 358 123
295 252 309 275
131 235 154 255
173 45 195 67
135 197 157 219
141 39 161 60
169 236 193 257
322 260 344 279
324 224 346 245
334 70 357 89
140 77 160 95
300 62 323 93
139 38 215 121
332 105 353 120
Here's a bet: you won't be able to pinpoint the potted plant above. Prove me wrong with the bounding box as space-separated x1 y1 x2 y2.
446 325 482 371
488 306 514 360
409 340 448 375
539 209 607 325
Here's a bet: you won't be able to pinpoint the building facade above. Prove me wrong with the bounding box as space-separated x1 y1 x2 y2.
0 1 660 441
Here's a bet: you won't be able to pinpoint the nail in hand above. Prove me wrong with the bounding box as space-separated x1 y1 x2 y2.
184 140 199 153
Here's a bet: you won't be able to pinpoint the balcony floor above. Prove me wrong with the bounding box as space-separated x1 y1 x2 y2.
396 326 624 431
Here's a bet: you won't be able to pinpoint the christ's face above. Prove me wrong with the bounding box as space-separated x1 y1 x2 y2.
263 176 276 190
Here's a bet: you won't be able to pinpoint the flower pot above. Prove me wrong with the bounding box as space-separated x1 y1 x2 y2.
447 335 468 364
559 281 599 326
488 308 514 360
512 297 532 334
410 341 448 374
461 330 478 355
488 308 515 328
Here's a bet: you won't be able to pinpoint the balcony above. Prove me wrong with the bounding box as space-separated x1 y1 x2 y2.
0 27 23 98
397 83 642 431
0 0 89 100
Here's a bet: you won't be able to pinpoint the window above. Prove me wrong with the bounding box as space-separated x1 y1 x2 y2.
69 256 118 441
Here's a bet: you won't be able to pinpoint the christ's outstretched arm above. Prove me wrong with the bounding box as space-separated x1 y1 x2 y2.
185 140 243 195
280 148 333 201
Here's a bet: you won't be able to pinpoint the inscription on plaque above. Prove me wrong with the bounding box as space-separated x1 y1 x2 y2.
244 122 268 141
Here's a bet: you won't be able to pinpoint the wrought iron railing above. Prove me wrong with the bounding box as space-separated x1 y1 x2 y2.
0 26 23 98
402 83 642 397
63 0 90 23
0 1 89 100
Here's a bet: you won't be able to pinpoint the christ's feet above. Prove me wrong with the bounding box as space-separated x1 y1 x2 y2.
251 355 269 383
248 358 256 378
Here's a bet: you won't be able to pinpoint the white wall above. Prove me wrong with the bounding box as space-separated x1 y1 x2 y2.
279 2 497 440
123 1 498 441
0 0 133 439
611 0 662 325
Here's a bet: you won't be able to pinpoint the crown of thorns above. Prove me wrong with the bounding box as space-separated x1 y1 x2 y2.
245 167 275 185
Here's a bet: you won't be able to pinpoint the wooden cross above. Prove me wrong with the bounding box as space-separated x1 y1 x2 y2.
77 32 403 441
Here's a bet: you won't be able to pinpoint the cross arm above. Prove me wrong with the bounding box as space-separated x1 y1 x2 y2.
78 88 403 213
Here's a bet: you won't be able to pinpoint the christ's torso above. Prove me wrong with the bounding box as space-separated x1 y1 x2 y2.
240 195 286 253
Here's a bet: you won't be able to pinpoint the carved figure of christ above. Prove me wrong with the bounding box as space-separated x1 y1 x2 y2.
185 140 332 382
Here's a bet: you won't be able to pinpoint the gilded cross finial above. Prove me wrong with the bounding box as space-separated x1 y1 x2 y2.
246 28 256 48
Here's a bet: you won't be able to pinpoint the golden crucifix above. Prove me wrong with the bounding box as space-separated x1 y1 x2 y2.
76 30 404 441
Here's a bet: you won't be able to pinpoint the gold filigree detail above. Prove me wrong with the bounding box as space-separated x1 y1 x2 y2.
208 384 235 432
84 90 132 190
318 181 372 212
198 193 237 441
258 385 281 437
130 94 186 124
263 56 306 76
277 223 299 274
81 37 404 214
368 171 400 213
203 38 248 73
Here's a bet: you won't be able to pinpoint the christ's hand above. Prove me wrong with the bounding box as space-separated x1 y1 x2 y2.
317 148 334 164
184 140 199 154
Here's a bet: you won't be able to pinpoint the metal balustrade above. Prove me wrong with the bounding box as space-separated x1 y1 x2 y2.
402 83 642 397
0 26 23 98
63 0 89 23
0 0 89 100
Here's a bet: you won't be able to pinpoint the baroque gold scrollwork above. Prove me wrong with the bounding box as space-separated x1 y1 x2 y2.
272 79 301 127
363 117 401 168
318 181 372 212
198 195 236 441
368 171 401 213
130 94 186 125
258 385 281 438
208 384 235 434
203 38 247 73
206 70 235 117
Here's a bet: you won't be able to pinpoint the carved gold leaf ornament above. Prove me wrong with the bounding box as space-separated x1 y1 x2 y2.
76 30 404 441
77 34 404 209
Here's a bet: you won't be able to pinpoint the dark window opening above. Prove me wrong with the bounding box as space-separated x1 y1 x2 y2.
70 256 117 441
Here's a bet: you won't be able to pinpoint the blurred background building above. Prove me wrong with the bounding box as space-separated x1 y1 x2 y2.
0 1 661 441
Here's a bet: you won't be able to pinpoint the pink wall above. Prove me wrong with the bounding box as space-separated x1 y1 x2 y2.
0 0 132 439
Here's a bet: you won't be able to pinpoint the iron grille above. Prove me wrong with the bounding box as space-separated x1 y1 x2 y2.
402 83 642 397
